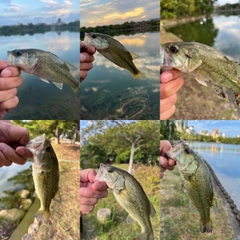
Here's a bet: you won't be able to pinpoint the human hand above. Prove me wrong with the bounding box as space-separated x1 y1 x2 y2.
0 60 22 118
160 69 184 120
0 121 32 167
80 41 96 82
160 140 176 179
80 169 108 215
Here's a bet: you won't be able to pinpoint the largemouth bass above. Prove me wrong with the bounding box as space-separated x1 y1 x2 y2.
26 134 60 222
83 32 146 80
95 163 156 240
7 49 79 93
160 42 240 104
166 141 218 233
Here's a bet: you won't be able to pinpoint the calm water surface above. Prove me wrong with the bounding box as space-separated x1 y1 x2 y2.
190 141 240 210
168 14 240 62
80 31 160 120
0 31 79 120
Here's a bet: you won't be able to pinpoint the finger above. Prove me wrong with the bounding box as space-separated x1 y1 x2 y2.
80 187 108 199
80 41 87 50
80 169 97 183
160 140 172 154
0 76 23 90
80 197 98 206
80 70 88 82
0 96 19 111
1 67 21 78
80 42 96 55
92 181 108 191
80 53 94 63
0 143 27 165
80 62 93 71
16 146 32 159
80 204 95 215
160 172 164 179
160 94 177 114
160 69 181 83
160 105 176 120
0 88 17 102
160 77 184 98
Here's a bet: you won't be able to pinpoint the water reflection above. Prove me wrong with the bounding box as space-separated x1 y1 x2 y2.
0 31 79 120
190 141 240 209
80 31 159 120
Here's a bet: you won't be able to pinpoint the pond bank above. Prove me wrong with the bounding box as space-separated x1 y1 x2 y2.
160 15 206 31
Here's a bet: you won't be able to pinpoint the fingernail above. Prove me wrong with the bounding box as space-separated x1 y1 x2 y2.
17 148 25 156
1 69 11 77
80 54 86 62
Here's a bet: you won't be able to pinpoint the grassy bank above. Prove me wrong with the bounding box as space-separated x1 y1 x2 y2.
81 164 160 240
160 168 234 240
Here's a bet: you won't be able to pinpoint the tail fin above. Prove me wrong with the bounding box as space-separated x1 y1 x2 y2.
199 219 212 233
133 70 146 80
35 208 50 223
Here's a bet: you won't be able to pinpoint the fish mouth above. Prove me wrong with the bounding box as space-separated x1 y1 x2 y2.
26 134 46 156
7 52 15 66
160 45 173 72
83 33 92 47
94 163 106 182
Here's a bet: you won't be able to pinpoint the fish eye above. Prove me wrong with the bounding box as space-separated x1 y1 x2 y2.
46 145 51 151
106 166 113 173
91 34 97 39
169 46 178 54
15 50 22 56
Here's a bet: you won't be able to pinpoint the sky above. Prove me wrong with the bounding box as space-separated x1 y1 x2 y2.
188 120 240 137
0 0 79 26
216 0 240 6
80 0 160 27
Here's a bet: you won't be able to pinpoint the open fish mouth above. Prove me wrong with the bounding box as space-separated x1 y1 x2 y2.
26 134 46 156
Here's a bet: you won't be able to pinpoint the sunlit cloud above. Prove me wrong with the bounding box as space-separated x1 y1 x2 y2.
64 0 73 5
104 7 144 21
120 38 145 47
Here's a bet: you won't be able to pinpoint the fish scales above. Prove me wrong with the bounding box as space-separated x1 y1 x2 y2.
166 141 218 233
160 42 240 100
7 48 79 93
26 134 60 222
83 32 146 80
95 163 155 240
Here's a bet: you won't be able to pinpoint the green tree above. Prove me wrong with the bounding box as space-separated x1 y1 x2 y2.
82 120 159 173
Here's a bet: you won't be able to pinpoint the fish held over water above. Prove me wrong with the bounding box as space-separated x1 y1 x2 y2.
83 32 146 80
160 42 240 104
94 163 156 240
166 141 218 233
26 134 61 223
7 49 80 94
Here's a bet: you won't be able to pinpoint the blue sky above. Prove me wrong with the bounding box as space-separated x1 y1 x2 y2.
80 0 159 27
216 0 240 5
188 120 240 137
0 0 79 26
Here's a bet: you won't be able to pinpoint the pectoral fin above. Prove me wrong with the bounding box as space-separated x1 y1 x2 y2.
54 189 62 203
130 52 140 60
189 201 197 214
211 196 219 214
149 201 156 218
126 214 135 224
40 78 50 84
53 82 63 90
193 69 213 86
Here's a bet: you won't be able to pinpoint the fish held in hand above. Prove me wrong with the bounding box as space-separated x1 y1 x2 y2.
83 32 146 80
166 141 218 233
95 163 155 240
160 42 240 104
26 134 61 223
7 49 79 94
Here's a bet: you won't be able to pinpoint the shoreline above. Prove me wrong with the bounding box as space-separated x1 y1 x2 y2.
160 15 206 31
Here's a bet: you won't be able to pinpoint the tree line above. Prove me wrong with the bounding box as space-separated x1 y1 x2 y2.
161 0 217 19
0 21 79 36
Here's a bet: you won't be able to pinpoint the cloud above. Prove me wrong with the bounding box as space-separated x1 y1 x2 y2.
64 0 73 5
104 7 144 21
10 3 22 12
41 0 58 5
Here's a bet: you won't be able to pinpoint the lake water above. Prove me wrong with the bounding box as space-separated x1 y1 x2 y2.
190 141 240 210
80 31 160 120
168 14 240 63
0 161 32 209
0 30 79 120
